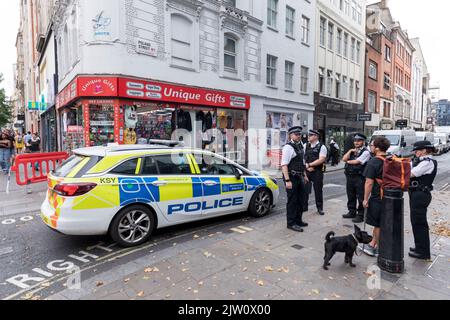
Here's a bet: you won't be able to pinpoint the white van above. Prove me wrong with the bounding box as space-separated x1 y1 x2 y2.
416 132 434 143
435 133 450 153
372 130 417 157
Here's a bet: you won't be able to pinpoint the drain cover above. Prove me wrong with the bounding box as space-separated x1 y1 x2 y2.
291 244 304 250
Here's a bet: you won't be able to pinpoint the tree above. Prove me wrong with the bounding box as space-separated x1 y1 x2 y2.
0 73 13 128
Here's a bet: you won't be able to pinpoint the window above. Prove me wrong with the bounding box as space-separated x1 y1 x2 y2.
319 68 325 94
342 76 348 99
285 61 294 90
384 73 391 90
286 6 295 37
301 66 309 93
153 155 192 175
171 14 193 68
349 79 354 101
383 101 391 118
327 70 333 96
320 17 326 46
337 29 342 54
328 22 334 50
345 0 350 15
224 35 237 70
198 155 236 176
369 61 378 80
224 0 236 6
351 0 357 20
385 45 391 62
111 159 139 176
267 0 278 28
368 91 377 113
335 73 341 98
339 0 344 11
350 38 356 61
267 55 277 86
356 41 361 64
343 33 348 57
142 157 158 175
301 16 310 44
355 81 360 102
357 5 362 24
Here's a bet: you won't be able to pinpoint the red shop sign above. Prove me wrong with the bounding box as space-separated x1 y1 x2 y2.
118 78 250 109
78 77 118 97
56 78 78 109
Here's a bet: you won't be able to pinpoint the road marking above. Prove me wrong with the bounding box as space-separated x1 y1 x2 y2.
323 184 344 188
237 226 253 232
230 228 247 234
1 219 16 225
0 247 13 257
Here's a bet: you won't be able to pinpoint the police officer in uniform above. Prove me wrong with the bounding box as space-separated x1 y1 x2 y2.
342 133 371 223
408 140 438 260
304 130 328 216
281 126 309 232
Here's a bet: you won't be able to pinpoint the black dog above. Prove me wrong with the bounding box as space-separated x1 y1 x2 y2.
323 225 373 270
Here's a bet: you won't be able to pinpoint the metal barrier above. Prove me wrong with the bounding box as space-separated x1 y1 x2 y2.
11 152 69 187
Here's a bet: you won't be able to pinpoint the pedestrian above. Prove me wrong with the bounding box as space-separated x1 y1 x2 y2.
24 131 32 152
15 132 25 154
408 140 438 260
0 132 12 174
342 133 371 223
281 126 309 232
362 136 391 257
29 133 41 153
7 130 16 169
329 137 340 166
304 130 328 216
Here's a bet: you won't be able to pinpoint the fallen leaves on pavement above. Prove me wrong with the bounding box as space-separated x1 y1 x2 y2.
96 281 104 287
144 267 160 273
431 221 450 237
137 291 145 297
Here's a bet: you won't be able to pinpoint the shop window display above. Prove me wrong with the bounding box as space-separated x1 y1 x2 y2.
61 107 84 153
265 112 293 169
89 104 115 146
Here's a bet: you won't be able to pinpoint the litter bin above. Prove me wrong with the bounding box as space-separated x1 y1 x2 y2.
378 188 404 274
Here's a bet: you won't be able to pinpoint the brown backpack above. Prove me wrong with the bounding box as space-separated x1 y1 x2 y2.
375 155 411 198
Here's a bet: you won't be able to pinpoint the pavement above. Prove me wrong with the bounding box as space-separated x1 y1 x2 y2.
48 189 450 300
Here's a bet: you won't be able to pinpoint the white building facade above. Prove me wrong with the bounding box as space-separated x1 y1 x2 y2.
410 38 429 130
52 0 316 170
314 0 366 149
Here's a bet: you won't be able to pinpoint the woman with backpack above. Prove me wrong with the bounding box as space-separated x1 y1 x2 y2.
15 132 25 154
408 140 438 261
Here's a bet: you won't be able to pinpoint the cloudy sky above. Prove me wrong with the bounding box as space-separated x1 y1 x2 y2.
0 0 449 99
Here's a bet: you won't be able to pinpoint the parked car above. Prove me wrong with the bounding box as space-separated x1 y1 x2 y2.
433 137 444 155
435 133 450 153
371 129 417 157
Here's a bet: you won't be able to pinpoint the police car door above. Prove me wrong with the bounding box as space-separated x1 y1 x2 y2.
141 153 203 223
192 152 247 217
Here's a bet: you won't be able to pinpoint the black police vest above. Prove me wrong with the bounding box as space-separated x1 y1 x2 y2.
345 147 369 175
305 143 325 171
287 142 306 172
410 158 437 188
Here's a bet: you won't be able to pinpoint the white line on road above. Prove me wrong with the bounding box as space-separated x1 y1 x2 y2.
0 247 14 257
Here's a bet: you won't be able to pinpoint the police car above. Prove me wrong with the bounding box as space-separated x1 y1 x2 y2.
40 142 279 247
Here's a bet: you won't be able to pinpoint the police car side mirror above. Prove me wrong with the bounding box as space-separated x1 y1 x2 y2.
234 168 243 180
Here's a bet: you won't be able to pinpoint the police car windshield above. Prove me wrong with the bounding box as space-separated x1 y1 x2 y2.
383 135 400 146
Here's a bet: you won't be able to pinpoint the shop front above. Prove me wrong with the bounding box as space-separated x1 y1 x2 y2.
56 76 250 165
40 106 58 152
314 93 364 150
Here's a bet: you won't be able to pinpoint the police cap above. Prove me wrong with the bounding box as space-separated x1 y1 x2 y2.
309 129 320 136
354 133 367 141
412 140 435 151
288 126 303 135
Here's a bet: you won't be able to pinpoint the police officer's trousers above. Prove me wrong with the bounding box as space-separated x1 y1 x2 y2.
305 170 324 211
286 176 306 227
346 174 365 217
409 190 432 258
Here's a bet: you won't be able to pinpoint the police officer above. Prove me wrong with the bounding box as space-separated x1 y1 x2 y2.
304 130 328 216
281 126 309 232
408 140 438 260
342 133 371 223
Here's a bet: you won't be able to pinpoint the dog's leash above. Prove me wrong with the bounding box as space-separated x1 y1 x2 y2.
355 207 368 257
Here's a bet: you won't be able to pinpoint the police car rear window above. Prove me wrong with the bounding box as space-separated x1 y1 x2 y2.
54 155 85 178
54 155 104 178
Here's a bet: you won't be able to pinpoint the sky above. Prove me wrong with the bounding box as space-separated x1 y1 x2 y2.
0 0 449 99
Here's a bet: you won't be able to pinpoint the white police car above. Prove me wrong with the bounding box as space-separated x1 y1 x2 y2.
40 143 280 247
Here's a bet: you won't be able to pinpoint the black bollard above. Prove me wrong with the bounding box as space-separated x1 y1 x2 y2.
378 188 404 274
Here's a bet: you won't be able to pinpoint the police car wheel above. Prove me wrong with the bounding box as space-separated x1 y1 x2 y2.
110 205 155 247
249 189 272 218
